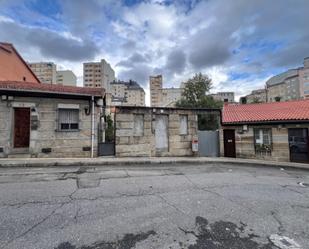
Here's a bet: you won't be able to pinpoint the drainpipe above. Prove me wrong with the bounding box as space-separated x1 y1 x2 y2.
91 96 95 158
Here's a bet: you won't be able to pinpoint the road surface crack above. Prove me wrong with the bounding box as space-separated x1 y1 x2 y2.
270 210 285 234
1 188 78 249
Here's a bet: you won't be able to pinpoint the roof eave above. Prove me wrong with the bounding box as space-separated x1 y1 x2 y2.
222 119 309 126
0 88 102 99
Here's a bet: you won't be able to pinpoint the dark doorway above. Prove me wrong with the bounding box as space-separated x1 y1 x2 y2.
14 108 30 148
223 129 236 158
98 114 115 156
288 128 309 163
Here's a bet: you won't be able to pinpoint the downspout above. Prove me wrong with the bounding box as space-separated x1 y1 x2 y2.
91 96 95 158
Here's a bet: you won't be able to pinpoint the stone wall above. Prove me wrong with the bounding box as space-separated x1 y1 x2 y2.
115 107 199 157
220 124 309 162
0 96 100 158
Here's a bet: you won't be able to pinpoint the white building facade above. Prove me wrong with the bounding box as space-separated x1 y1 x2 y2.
83 59 116 92
56 70 77 86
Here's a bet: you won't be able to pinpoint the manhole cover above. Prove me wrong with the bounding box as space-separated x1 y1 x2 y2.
269 234 301 249
298 182 309 187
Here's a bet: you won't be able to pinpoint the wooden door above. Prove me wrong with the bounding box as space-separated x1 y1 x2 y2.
14 108 30 148
223 129 236 158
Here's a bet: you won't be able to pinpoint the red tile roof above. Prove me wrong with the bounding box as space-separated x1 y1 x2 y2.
0 81 104 97
222 99 309 124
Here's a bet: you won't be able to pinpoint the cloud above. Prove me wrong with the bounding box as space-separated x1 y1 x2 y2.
116 52 150 68
166 49 186 74
0 19 100 61
188 32 232 69
118 64 153 87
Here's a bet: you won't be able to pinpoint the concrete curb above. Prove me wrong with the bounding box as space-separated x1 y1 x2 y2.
0 157 309 170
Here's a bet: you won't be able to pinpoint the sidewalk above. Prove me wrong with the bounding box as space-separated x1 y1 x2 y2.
0 156 309 170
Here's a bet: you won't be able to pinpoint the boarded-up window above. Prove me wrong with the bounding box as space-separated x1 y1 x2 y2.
133 114 144 136
58 109 79 131
179 115 188 135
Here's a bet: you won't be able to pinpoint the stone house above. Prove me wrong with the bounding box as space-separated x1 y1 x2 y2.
114 106 220 157
0 81 104 158
221 100 309 163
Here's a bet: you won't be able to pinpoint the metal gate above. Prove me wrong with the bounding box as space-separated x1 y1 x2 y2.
98 113 115 157
198 130 220 157
288 128 309 163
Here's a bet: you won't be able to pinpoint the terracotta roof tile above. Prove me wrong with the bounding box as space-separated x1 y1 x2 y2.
222 99 309 124
0 81 104 97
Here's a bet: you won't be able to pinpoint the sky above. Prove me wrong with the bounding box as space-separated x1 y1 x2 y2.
0 0 309 105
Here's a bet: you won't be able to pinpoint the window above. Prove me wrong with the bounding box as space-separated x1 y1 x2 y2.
254 128 272 153
133 114 144 136
179 115 188 135
58 109 79 131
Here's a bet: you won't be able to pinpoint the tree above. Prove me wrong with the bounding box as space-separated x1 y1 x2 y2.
176 73 223 130
274 96 281 102
105 114 114 142
176 73 222 108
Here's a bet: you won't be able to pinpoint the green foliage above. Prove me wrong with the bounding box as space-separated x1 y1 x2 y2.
105 114 114 142
176 73 223 130
176 73 223 109
198 113 220 131
239 97 247 104
274 96 281 102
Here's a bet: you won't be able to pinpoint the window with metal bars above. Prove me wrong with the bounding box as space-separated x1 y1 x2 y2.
58 109 79 131
253 128 272 153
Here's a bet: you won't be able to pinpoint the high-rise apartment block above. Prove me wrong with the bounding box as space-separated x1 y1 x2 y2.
149 75 183 107
110 80 145 106
150 75 163 107
28 62 56 84
56 70 77 86
83 59 115 92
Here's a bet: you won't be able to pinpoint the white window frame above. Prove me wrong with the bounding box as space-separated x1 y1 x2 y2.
57 108 80 131
254 128 272 153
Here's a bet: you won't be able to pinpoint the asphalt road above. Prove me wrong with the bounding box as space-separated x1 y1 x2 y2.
0 163 308 249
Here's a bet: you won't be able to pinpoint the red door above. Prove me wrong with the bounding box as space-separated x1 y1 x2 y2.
14 108 30 148
223 129 236 158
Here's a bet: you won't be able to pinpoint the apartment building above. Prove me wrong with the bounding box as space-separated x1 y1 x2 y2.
161 88 183 107
150 75 163 107
111 80 145 106
240 89 267 104
83 59 115 92
265 57 309 102
56 70 77 86
149 75 183 107
266 69 300 102
28 62 56 84
299 57 309 99
210 92 235 103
